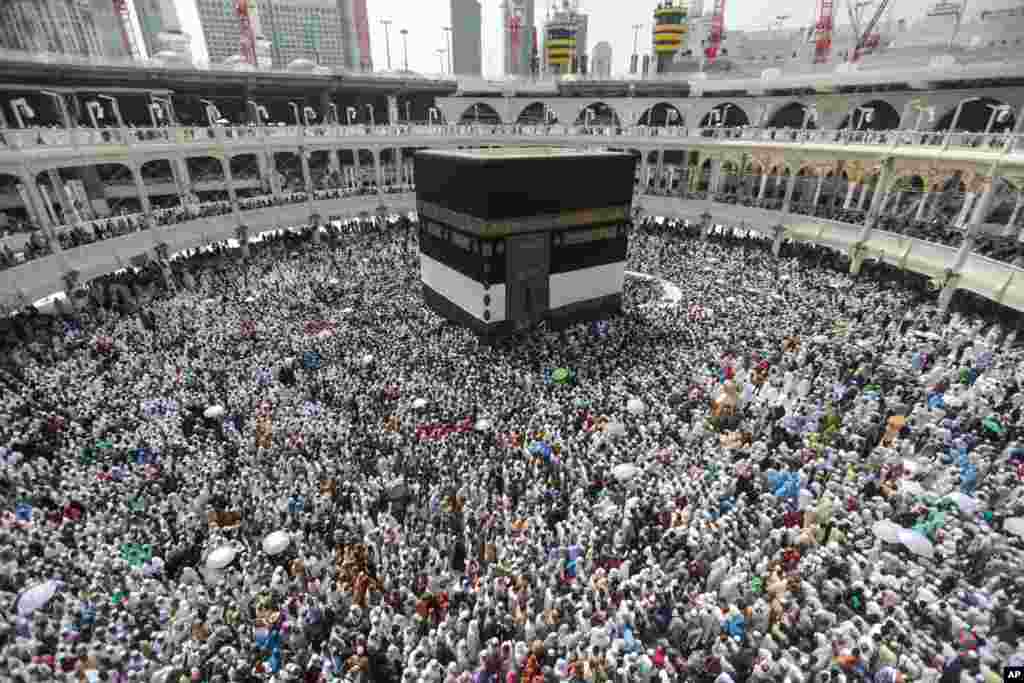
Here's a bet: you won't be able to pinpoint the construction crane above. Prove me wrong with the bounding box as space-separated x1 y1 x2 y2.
850 0 890 61
705 0 726 63
111 0 140 58
813 0 834 63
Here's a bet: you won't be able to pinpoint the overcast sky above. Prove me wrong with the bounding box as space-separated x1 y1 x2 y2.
174 0 948 77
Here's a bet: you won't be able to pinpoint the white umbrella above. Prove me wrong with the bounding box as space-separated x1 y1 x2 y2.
412 398 428 410
262 531 291 556
474 418 492 432
606 421 627 438
204 405 225 419
944 492 978 515
16 580 59 616
898 529 935 558
900 480 926 497
872 520 903 545
626 398 646 415
594 500 618 519
612 463 639 482
1004 517 1024 538
206 545 238 569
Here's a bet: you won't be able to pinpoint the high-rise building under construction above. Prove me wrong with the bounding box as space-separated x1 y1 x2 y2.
542 0 588 75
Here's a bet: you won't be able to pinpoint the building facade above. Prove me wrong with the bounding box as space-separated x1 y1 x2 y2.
196 0 358 69
0 0 130 59
133 0 186 59
502 0 536 77
451 0 482 76
592 41 612 78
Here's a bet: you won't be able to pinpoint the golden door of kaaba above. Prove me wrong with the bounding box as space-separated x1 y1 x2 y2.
505 232 550 330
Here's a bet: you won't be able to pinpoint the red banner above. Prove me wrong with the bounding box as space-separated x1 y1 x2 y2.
237 0 257 65
353 0 371 69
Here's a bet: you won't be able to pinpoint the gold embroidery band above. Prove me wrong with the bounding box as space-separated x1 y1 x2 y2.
417 200 631 239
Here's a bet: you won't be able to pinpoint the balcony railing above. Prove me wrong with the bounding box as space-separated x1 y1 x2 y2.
2 124 1021 155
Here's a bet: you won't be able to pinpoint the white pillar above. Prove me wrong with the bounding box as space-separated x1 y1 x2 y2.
656 149 666 193
812 174 825 210
220 156 243 227
914 191 932 221
857 184 870 211
843 182 858 210
955 192 976 228
128 160 153 230
373 148 384 197
782 174 797 213
1006 191 1024 236
46 169 79 227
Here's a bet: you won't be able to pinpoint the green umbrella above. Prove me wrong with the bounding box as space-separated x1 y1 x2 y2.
982 417 1004 435
552 368 572 384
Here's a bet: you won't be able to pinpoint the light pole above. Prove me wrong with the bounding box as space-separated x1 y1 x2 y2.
288 101 301 126
984 103 1012 135
381 19 393 70
913 105 935 131
99 94 126 128
151 95 174 126
246 100 264 125
8 98 35 129
41 91 71 129
801 104 818 130
303 106 317 127
856 106 875 130
400 29 410 72
443 26 453 74
720 104 733 128
85 100 104 129
943 96 980 149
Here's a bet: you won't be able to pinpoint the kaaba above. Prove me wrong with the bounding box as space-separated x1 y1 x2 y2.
414 147 639 339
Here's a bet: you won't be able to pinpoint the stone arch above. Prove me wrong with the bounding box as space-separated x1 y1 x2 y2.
0 172 30 224
699 103 750 128
93 162 135 186
765 101 816 129
139 159 174 185
86 163 140 215
458 102 502 124
638 102 685 126
185 156 225 184
229 153 262 181
935 96 1015 133
516 102 558 125
574 102 621 126
837 99 902 131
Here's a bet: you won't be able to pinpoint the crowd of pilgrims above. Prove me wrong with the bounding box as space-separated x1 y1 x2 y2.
1 210 1024 683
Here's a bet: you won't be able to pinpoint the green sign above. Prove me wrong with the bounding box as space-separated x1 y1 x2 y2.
304 14 322 51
